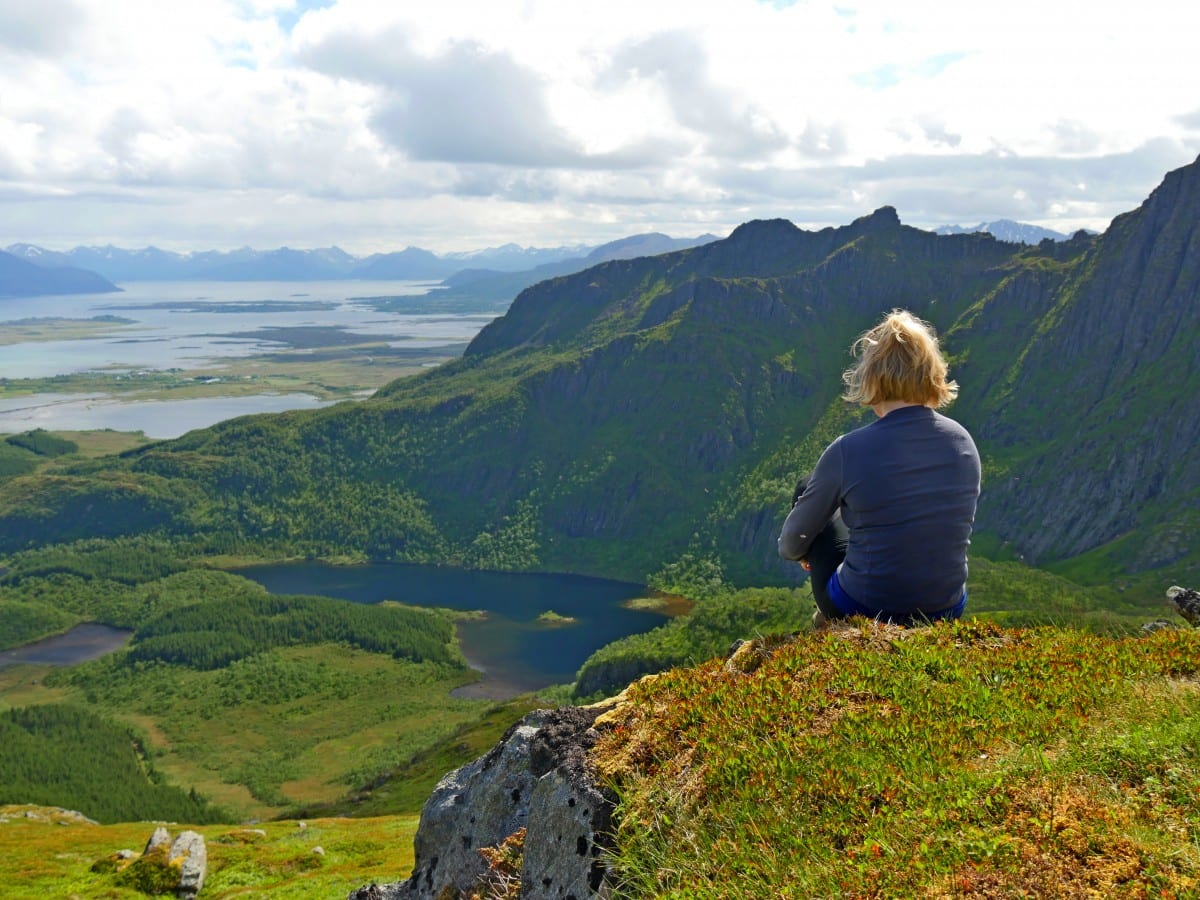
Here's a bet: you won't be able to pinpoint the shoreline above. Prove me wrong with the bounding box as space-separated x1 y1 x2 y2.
449 627 546 702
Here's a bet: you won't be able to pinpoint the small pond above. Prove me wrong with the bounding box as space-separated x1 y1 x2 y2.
238 562 669 695
0 623 133 669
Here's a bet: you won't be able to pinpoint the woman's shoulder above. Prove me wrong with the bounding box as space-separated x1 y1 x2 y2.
930 410 977 440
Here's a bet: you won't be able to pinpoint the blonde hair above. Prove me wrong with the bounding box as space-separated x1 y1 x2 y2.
842 309 958 408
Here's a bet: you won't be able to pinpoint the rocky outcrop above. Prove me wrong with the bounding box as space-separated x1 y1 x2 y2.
172 830 208 898
975 155 1200 567
93 825 207 898
350 706 617 900
145 825 171 854
1167 585 1200 626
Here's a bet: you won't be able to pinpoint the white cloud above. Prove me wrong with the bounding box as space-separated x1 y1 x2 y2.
300 30 586 166
0 0 87 56
600 30 788 160
0 0 1197 252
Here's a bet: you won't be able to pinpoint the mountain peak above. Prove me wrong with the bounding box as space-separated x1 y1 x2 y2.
724 218 801 243
849 206 902 234
1125 152 1200 221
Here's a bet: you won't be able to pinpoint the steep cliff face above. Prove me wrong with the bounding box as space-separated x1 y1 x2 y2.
966 156 1200 567
466 159 1193 580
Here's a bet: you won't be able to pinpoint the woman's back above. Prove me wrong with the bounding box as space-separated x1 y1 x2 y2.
778 308 981 624
833 405 979 613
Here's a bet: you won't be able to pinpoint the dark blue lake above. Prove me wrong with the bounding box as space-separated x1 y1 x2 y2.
237 563 669 695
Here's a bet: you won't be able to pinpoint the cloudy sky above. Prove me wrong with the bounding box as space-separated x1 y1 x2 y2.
2 0 1198 254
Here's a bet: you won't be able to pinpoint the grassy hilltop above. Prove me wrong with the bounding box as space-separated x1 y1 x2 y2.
592 620 1200 898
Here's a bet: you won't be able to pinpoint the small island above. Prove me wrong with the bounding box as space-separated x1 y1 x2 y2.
534 610 577 627
622 594 694 617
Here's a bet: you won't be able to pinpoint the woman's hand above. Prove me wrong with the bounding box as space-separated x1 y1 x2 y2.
799 558 812 572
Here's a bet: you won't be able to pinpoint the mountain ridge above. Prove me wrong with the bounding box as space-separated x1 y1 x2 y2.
1 158 1197 592
0 250 121 298
4 161 1200 900
4 233 719 284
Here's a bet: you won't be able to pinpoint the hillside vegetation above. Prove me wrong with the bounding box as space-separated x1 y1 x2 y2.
0 706 223 824
0 542 494 820
594 620 1200 898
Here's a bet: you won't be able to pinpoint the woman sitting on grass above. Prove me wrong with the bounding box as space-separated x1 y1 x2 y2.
778 309 981 627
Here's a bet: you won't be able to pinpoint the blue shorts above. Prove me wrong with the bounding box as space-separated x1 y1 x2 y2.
827 569 966 626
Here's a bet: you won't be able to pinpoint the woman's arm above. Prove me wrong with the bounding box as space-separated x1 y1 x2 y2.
778 440 842 561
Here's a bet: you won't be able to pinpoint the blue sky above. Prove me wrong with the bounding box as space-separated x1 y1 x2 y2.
0 0 1197 253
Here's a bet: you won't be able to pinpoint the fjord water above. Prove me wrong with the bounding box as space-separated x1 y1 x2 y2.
239 562 660 692
0 280 495 437
0 280 466 377
0 391 335 438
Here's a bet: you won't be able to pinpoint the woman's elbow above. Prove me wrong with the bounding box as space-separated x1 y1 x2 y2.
778 532 807 561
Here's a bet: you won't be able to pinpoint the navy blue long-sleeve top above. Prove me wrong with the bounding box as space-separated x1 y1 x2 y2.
778 405 981 615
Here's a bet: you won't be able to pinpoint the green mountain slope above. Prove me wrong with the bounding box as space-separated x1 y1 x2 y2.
957 161 1200 574
1 159 1197 594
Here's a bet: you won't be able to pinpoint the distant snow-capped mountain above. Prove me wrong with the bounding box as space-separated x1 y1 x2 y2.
932 219 1074 244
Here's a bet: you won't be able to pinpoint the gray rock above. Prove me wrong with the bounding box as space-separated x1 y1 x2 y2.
1142 620 1179 634
170 830 207 899
403 710 548 898
350 706 617 899
523 768 613 898
1167 585 1200 627
144 825 171 855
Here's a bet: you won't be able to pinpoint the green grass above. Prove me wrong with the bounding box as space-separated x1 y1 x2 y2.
2 644 489 821
0 805 419 898
293 694 546 818
572 586 809 699
965 556 1167 630
593 620 1200 898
